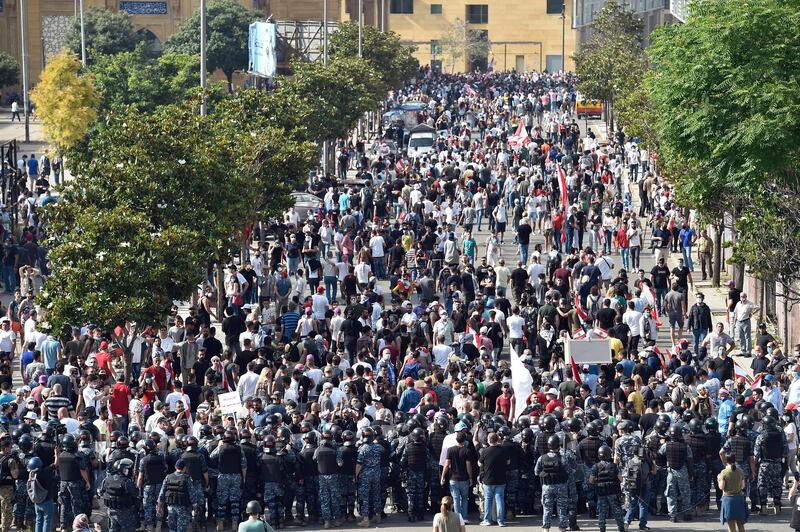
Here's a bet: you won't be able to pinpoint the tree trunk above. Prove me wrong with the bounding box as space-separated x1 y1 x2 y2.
712 223 723 288
216 262 226 320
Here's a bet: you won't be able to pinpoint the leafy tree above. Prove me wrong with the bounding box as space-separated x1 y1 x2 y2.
91 47 201 111
278 57 383 141
214 89 319 217
30 51 99 151
330 22 418 92
573 0 644 126
615 83 657 147
0 51 20 89
165 0 259 84
439 18 489 73
647 0 800 295
64 7 140 60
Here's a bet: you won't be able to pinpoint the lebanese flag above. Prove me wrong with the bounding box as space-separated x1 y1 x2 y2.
749 374 763 391
733 360 754 384
592 327 609 339
465 84 477 97
396 159 407 174
574 294 589 322
558 164 568 207
640 284 663 327
596 228 606 247
653 346 668 373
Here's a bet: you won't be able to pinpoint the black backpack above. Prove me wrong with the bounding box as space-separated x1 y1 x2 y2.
623 455 642 493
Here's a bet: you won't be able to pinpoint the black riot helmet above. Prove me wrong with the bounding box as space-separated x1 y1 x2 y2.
60 434 78 453
303 432 318 445
681 410 695 424
18 434 33 453
434 416 449 432
669 425 684 440
547 434 562 451
245 501 262 515
586 420 601 437
342 430 356 446
222 430 237 443
597 445 613 461
361 426 376 443
263 435 277 452
566 417 583 433
199 425 213 438
541 415 558 432
688 418 704 435
516 415 531 429
410 427 426 443
497 426 511 440
521 428 534 443
704 417 719 433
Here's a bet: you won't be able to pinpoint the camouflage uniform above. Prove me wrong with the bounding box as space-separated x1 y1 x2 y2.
100 472 140 532
562 449 579 521
12 453 34 527
615 434 643 519
658 442 693 520
357 443 384 518
210 443 247 522
590 462 625 531
755 428 789 508
158 471 204 532
535 451 569 530
142 484 162 526
263 482 284 524
318 474 342 521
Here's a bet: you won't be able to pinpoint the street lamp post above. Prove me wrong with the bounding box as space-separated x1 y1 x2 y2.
200 0 207 116
561 1 566 73
358 0 363 57
78 0 87 66
19 0 30 142
322 0 329 175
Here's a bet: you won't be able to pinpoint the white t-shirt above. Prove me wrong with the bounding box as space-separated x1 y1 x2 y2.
507 315 525 339
432 344 453 368
369 236 386 258
0 329 16 352
355 263 371 284
165 391 191 412
311 294 328 319
786 421 798 451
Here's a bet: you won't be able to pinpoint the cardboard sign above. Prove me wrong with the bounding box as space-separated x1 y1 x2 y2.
218 391 242 415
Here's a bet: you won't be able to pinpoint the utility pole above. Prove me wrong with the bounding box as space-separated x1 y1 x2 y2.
381 0 386 31
358 0 363 57
200 0 207 116
322 0 329 175
19 0 30 142
79 0 87 66
561 1 566 73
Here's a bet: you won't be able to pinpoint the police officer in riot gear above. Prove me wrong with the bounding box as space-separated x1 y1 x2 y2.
100 458 139 532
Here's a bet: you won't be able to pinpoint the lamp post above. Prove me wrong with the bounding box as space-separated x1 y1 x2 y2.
561 1 566 73
78 0 86 66
19 0 30 142
358 0 363 57
322 0 329 175
200 0 207 116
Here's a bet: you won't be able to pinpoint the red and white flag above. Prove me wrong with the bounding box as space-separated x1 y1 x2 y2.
574 294 590 322
558 164 569 207
733 360 754 384
465 84 477 97
573 328 587 340
395 159 407 174
592 327 609 339
653 346 668 373
640 284 663 327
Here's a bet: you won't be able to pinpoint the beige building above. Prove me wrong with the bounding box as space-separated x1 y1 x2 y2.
387 0 576 73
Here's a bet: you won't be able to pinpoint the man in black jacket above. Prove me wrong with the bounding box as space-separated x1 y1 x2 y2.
687 292 713 355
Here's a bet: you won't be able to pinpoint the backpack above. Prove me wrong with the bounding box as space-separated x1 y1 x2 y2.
27 470 48 504
623 456 642 493
587 295 601 320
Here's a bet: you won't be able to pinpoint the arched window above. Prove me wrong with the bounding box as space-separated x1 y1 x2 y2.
137 28 163 56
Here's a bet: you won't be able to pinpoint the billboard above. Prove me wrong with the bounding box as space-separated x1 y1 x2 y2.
248 21 277 77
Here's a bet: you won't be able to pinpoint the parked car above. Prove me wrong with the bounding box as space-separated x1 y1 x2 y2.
406 124 436 158
291 191 323 220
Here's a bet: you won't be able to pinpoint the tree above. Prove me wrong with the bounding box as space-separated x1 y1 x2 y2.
573 0 645 127
439 18 489 73
91 47 201 112
165 0 259 84
0 51 20 89
278 57 384 141
64 7 140 60
214 89 319 217
647 0 800 298
330 22 418 92
30 51 99 151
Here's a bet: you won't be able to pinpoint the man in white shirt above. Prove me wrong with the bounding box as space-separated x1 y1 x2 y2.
237 361 259 399
595 252 614 286
506 307 526 352
622 301 643 352
165 381 191 412
369 231 386 279
0 319 16 358
432 338 453 368
494 259 511 298
354 261 372 290
732 292 759 356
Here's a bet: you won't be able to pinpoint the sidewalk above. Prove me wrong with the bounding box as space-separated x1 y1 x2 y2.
0 108 50 156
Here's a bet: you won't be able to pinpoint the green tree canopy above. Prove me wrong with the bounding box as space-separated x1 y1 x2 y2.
278 57 383 141
165 0 259 83
330 22 418 92
573 0 644 103
91 46 201 112
64 7 141 61
0 51 20 89
647 0 800 298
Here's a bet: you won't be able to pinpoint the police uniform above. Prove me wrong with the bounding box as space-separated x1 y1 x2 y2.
100 471 140 532
590 460 624 532
577 435 602 515
240 439 260 509
400 440 430 520
158 471 204 532
298 442 319 522
210 442 246 524
658 440 693 520
314 444 342 522
12 451 34 528
755 426 788 509
685 431 708 509
339 442 358 519
179 449 208 516
139 451 167 527
357 442 384 519
534 451 569 530
645 430 668 515
722 434 754 499
501 437 524 516
57 449 88 529
562 447 580 527
0 449 18 532
259 448 285 524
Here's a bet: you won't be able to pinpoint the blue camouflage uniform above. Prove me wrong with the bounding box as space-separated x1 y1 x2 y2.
562 448 579 521
590 461 625 531
357 442 384 518
57 451 89 529
158 471 204 532
12 453 34 527
754 428 789 508
210 443 247 523
100 472 140 532
658 442 693 520
534 451 569 530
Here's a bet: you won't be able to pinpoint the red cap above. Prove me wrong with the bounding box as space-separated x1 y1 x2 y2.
405 377 415 386
99 341 109 349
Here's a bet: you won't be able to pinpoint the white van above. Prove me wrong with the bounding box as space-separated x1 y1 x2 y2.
407 124 436 158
